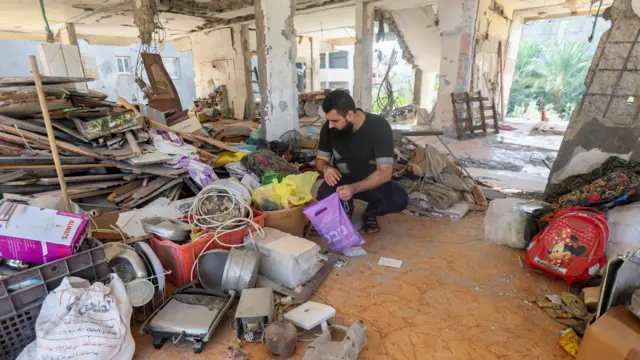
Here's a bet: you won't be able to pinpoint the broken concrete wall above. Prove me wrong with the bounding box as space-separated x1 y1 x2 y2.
386 6 440 109
181 26 254 119
473 0 514 105
548 0 640 187
434 0 480 128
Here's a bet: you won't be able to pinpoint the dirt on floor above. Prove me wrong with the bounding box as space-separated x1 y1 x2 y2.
133 212 573 360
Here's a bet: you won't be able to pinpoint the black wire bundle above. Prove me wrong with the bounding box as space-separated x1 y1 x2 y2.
374 47 398 118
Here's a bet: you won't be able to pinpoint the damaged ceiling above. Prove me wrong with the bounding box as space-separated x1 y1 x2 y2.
0 0 613 46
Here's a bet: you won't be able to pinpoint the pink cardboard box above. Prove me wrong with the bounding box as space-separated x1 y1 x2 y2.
0 202 89 264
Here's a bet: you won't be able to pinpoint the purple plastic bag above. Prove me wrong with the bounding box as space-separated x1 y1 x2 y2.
303 193 365 252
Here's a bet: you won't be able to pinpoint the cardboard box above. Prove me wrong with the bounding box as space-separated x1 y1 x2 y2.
0 202 89 264
265 205 308 238
576 306 640 360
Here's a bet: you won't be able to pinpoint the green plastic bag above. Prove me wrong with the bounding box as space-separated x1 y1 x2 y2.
262 172 286 185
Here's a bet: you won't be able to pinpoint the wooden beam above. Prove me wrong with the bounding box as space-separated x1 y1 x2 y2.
30 55 72 212
0 163 117 170
0 123 106 160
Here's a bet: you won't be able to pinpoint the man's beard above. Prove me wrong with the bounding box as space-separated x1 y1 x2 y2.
331 121 354 139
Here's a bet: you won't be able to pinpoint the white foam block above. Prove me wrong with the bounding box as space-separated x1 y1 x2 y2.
284 301 335 330
378 257 402 268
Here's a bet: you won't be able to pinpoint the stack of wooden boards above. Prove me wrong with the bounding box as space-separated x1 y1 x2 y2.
0 76 234 206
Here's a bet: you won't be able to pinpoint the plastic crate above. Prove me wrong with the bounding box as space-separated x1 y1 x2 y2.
149 210 265 288
0 238 109 360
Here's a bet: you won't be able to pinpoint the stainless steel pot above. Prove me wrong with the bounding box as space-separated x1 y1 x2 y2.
222 248 259 293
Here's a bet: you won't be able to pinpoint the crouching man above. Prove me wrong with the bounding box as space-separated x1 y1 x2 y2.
315 90 409 235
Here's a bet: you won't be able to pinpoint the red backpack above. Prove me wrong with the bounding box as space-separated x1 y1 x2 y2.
525 207 609 285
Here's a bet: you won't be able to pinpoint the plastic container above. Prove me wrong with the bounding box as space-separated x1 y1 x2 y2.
149 210 265 288
0 238 108 360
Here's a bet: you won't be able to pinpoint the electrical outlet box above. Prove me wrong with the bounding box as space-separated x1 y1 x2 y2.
234 287 274 342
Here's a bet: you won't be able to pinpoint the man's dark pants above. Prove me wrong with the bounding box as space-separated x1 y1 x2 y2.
316 174 409 217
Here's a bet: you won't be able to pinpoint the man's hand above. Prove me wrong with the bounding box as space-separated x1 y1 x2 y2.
337 184 356 201
323 166 342 186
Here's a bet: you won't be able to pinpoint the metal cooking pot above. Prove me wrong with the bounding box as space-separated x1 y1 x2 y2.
222 248 259 293
197 249 230 294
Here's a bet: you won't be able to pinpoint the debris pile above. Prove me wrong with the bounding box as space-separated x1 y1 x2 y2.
0 76 240 211
393 138 488 220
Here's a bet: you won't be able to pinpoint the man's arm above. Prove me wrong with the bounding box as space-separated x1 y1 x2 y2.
336 164 392 200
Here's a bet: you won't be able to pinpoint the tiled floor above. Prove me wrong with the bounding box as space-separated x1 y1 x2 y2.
133 212 572 360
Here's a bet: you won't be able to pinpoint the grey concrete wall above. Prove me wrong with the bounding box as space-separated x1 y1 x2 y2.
547 0 640 187
0 39 196 110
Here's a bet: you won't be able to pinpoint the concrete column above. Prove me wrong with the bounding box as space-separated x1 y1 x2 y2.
433 0 480 129
422 72 437 111
240 24 255 120
310 38 315 92
502 13 524 116
413 68 423 106
354 0 374 111
255 0 299 141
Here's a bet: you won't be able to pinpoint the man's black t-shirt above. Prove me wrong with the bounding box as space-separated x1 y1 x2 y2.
317 111 394 181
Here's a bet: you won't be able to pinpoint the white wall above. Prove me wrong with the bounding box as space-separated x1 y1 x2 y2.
319 45 355 94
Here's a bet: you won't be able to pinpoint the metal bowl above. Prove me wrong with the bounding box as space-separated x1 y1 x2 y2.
109 248 148 283
141 217 192 242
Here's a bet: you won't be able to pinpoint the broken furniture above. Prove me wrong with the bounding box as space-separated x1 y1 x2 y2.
450 91 500 140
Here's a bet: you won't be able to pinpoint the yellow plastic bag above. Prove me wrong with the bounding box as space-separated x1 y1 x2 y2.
282 172 318 195
252 171 319 210
213 151 246 168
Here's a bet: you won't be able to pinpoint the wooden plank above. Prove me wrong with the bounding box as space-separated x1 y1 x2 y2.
30 55 73 212
0 170 28 184
104 160 186 177
107 180 145 202
32 180 129 198
124 177 184 208
0 141 29 156
0 156 95 165
0 75 94 87
0 163 116 170
131 177 172 199
126 151 171 166
34 119 89 143
393 130 444 136
0 123 106 160
37 173 129 185
125 131 142 156
4 179 37 185
69 188 118 200
0 115 78 143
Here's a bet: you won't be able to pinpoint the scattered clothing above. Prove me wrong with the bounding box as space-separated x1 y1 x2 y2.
241 148 300 178
552 170 640 210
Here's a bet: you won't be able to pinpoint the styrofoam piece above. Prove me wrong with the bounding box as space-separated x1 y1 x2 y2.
284 301 335 330
378 257 402 268
248 227 323 289
343 246 367 257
